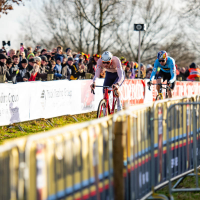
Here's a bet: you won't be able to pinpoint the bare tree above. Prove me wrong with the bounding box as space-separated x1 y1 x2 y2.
70 0 125 54
0 0 23 17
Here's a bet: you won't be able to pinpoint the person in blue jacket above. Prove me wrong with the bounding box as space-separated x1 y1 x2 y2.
148 50 176 98
54 56 63 79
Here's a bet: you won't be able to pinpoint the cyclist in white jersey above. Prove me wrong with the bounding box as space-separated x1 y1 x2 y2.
90 51 125 111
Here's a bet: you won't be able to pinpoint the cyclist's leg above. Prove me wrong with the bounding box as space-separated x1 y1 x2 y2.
114 71 125 111
102 72 116 113
167 81 175 98
165 73 175 98
156 70 164 94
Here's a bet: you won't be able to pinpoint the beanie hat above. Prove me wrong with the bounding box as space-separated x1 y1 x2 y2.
21 59 28 64
27 53 35 60
189 62 197 69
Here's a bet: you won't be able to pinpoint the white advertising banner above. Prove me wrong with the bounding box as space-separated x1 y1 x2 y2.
1 79 200 126
0 83 30 126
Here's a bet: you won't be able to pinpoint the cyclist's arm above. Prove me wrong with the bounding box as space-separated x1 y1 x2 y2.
169 59 176 83
115 57 124 85
150 61 158 81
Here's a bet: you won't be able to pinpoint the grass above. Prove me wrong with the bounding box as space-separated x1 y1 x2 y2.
158 175 200 200
0 112 97 145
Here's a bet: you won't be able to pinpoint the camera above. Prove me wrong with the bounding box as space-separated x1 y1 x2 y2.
134 24 146 31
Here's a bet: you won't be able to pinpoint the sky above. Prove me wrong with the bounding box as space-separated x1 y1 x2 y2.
0 1 33 50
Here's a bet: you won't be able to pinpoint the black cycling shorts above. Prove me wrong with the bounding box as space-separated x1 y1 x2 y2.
157 70 175 89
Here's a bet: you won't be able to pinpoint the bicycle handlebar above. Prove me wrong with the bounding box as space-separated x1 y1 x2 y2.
91 85 116 94
148 83 171 91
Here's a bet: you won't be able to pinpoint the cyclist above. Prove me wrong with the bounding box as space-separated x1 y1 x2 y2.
90 51 125 111
148 50 176 98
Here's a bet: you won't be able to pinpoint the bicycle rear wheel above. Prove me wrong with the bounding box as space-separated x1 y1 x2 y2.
97 99 109 118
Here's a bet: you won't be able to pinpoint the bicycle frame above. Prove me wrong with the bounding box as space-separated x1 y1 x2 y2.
92 85 118 116
148 83 171 99
103 87 117 115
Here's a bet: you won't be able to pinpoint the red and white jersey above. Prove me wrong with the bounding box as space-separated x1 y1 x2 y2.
93 56 124 85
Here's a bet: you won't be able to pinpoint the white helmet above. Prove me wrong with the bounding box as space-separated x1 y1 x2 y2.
101 51 113 62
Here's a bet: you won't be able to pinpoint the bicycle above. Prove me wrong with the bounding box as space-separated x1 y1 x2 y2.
91 85 118 118
148 83 171 100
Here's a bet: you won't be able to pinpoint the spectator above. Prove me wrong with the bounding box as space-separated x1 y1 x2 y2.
29 65 40 81
62 59 71 80
54 56 63 79
35 56 42 66
178 67 186 81
17 59 30 82
140 63 146 78
125 62 131 79
27 53 35 60
0 48 7 55
7 58 18 84
120 56 126 65
130 61 135 79
77 59 86 79
48 60 56 75
87 54 100 75
66 48 72 57
0 54 7 76
12 55 20 68
55 46 64 62
146 68 153 79
41 49 47 56
181 62 200 81
27 58 36 71
40 56 48 73
8 49 16 59
19 51 26 62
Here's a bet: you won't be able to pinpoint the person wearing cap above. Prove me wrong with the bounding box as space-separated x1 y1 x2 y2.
0 48 7 55
87 54 100 75
27 57 36 71
17 59 31 82
40 56 49 73
27 53 35 60
181 62 200 81
62 58 71 80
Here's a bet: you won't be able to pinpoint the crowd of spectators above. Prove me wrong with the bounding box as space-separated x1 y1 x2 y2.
0 44 198 84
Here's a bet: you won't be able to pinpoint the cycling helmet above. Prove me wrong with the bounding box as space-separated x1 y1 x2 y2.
101 51 113 62
157 50 168 60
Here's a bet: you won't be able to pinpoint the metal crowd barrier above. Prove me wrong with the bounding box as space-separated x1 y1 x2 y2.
1 96 200 200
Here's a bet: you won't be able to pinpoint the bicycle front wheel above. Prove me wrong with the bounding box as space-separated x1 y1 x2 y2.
97 99 109 118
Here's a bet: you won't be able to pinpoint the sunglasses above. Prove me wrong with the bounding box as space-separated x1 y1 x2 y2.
159 60 165 63
102 61 111 64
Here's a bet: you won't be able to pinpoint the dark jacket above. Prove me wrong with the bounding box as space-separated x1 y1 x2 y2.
27 64 33 72
0 61 7 75
8 65 18 83
62 63 72 80
17 67 31 82
87 58 97 74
